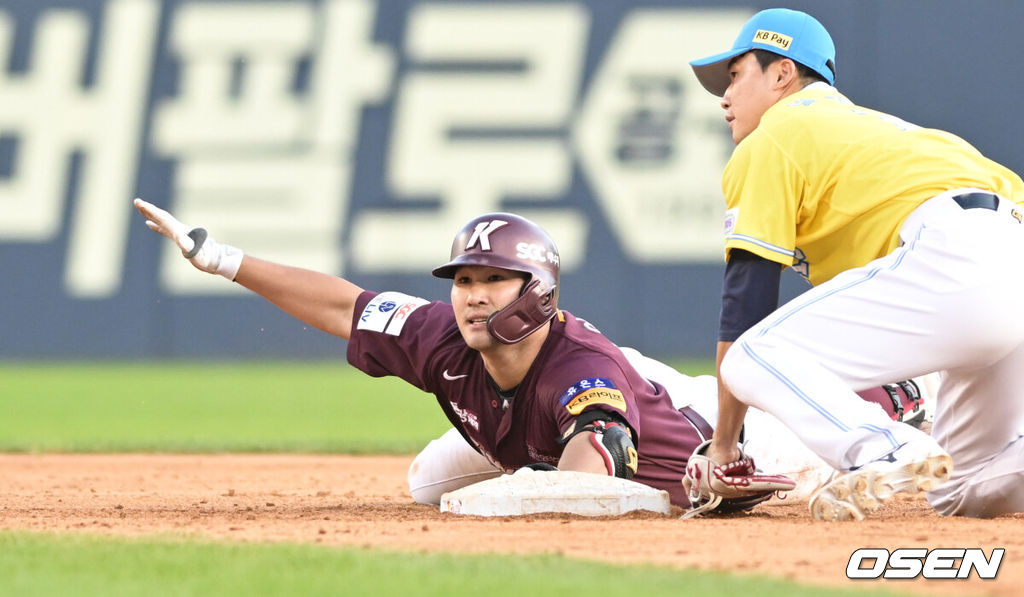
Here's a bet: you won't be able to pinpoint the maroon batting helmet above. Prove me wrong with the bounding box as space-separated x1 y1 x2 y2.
432 213 560 344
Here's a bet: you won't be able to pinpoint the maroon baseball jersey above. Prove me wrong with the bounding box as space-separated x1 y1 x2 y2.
347 290 707 506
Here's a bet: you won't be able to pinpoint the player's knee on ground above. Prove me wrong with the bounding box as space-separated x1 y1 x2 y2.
407 428 502 505
927 436 1024 518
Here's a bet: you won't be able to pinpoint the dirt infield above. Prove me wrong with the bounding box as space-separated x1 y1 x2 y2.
1 454 1018 596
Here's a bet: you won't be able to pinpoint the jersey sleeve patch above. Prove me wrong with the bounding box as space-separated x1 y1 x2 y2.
559 377 627 415
357 291 429 336
724 207 739 236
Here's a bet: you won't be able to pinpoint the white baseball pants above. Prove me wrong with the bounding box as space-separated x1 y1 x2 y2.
721 188 1024 517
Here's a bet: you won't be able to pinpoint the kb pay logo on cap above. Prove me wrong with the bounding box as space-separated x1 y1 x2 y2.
753 29 792 51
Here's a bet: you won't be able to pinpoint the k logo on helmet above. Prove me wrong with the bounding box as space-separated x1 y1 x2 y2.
465 220 509 251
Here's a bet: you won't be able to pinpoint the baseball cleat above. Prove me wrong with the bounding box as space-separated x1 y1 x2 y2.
809 443 952 522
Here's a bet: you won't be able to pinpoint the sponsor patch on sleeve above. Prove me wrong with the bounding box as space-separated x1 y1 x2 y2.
724 207 738 236
559 378 626 415
357 291 429 336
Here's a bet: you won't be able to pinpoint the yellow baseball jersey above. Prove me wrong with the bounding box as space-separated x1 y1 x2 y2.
722 86 1024 285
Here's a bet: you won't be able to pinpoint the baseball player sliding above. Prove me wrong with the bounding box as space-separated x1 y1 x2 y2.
135 200 925 514
687 8 1024 520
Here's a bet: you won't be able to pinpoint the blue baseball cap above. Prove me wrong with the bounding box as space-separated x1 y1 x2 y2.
690 8 835 96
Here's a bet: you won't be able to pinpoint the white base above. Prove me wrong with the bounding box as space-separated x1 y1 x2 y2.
439 469 672 517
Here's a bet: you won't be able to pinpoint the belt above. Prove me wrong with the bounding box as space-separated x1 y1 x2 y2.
952 192 999 211
679 406 714 442
678 405 744 444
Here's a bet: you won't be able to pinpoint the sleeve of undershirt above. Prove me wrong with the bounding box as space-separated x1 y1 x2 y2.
718 249 783 342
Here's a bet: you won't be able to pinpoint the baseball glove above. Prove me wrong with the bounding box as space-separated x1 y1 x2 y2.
681 440 797 519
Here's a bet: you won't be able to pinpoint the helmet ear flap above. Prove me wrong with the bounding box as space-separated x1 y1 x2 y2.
486 279 557 344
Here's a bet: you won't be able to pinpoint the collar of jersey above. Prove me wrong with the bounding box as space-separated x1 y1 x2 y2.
802 81 835 92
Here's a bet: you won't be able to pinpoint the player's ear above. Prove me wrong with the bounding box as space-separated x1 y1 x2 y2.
775 58 797 88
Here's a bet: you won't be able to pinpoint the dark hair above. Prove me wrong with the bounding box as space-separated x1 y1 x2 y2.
744 49 831 85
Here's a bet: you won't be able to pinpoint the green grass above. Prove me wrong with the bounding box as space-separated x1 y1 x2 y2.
0 531 908 597
0 361 451 453
0 360 714 453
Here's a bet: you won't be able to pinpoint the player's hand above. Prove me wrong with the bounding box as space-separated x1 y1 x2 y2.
681 439 796 519
706 440 742 465
133 198 244 281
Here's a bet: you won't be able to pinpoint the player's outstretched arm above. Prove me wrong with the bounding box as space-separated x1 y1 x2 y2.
133 198 364 340
234 256 363 339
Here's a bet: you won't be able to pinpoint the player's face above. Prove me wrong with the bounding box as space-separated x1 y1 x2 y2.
721 52 785 144
451 265 529 351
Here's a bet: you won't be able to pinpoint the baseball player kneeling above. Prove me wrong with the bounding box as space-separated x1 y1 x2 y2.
691 8 1024 520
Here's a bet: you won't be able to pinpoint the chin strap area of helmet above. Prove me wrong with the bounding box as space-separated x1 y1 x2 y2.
486 278 557 344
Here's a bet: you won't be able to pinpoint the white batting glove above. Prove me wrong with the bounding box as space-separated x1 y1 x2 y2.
133 198 244 281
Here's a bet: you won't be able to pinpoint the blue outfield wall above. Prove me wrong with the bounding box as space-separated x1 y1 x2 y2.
1 0 1022 359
